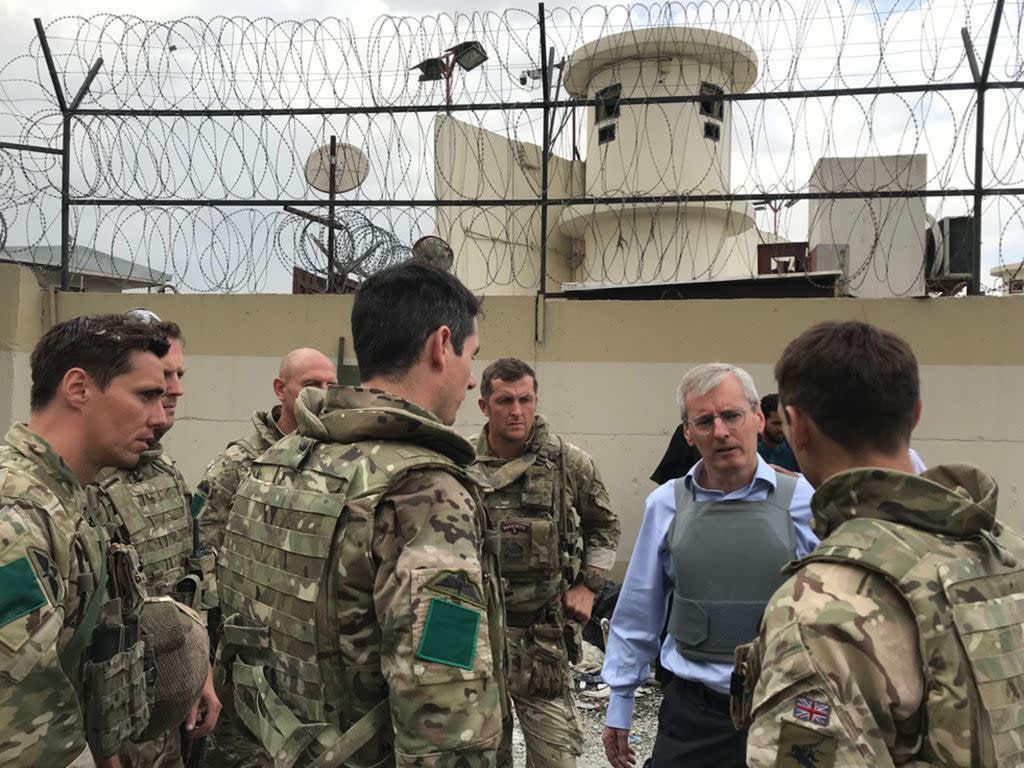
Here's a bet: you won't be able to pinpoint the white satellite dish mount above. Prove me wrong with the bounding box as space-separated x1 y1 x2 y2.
304 138 370 194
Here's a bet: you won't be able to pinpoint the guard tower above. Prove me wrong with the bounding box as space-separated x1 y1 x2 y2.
558 27 759 284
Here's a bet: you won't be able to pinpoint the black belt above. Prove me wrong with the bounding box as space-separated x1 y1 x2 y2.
675 676 732 715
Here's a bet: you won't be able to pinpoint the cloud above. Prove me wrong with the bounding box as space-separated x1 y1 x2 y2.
0 0 1020 292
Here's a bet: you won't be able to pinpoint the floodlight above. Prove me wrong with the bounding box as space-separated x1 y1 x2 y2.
446 41 488 72
412 58 446 82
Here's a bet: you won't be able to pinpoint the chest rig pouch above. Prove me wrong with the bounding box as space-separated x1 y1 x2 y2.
802 518 1024 767
93 461 192 597
486 439 576 617
217 434 468 768
77 541 153 758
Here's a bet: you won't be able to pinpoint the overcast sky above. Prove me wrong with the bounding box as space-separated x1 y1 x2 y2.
0 0 1021 293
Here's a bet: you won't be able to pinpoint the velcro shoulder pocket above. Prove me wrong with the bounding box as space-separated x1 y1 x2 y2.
0 532 62 679
410 566 492 685
753 619 818 708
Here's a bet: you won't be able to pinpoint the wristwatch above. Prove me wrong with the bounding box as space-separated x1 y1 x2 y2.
577 569 608 593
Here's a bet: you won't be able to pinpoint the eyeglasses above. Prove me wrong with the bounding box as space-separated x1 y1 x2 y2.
125 308 161 324
687 406 755 435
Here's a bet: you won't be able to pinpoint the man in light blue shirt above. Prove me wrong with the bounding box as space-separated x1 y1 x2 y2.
602 363 819 768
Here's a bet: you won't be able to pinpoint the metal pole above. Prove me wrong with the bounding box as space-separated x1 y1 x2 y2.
69 58 103 112
445 54 453 112
0 141 61 155
967 0 1005 295
76 186 1024 209
971 89 985 296
327 135 337 293
538 2 550 302
60 114 71 290
35 18 73 289
34 18 67 113
72 80 1024 118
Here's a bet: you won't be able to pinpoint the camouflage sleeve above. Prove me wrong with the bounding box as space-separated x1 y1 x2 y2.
198 450 244 552
0 502 93 767
373 469 503 768
564 443 619 571
747 562 926 768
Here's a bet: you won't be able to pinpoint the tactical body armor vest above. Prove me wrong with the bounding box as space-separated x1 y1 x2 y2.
667 473 797 663
218 391 505 768
800 512 1024 766
92 451 192 597
479 433 582 620
0 427 150 758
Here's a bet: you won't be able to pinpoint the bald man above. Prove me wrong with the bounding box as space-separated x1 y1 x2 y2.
197 348 337 549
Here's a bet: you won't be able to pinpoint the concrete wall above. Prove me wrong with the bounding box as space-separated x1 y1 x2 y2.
434 115 581 295
0 264 46 432
809 154 928 298
2 264 1023 577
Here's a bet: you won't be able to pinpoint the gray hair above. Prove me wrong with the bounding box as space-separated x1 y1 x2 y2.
676 363 759 421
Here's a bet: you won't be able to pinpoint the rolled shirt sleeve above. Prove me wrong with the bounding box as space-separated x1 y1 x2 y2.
564 444 620 572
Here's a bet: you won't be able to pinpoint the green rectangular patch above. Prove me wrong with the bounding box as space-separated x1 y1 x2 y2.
415 597 480 670
0 556 47 628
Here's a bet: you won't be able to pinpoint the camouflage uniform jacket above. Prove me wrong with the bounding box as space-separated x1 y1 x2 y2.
740 464 1024 768
198 406 283 551
90 446 211 607
473 415 619 618
0 424 105 767
217 386 510 768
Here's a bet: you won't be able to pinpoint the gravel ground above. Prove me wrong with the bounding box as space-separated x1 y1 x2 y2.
509 644 662 768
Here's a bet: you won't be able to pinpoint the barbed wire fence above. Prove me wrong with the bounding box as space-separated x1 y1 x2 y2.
0 1 1022 296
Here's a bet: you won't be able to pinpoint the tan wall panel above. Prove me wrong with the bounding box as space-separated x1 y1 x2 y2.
0 267 1019 573
0 351 31 434
0 264 45 352
55 293 354 357
540 296 1024 366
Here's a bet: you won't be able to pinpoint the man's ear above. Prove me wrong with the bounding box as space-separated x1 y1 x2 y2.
273 377 286 402
911 399 922 430
782 404 810 450
62 368 90 409
681 420 695 447
478 396 488 416
424 325 452 372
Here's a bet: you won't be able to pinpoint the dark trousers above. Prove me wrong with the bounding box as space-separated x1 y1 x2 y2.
650 676 747 768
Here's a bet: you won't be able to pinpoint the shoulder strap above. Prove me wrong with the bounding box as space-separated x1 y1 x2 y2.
483 451 540 490
669 477 696 543
768 472 798 513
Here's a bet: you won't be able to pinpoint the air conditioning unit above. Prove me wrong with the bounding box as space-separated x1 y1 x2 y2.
931 216 974 277
809 243 849 271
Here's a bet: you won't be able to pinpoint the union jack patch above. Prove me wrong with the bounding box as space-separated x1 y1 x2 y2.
793 696 831 726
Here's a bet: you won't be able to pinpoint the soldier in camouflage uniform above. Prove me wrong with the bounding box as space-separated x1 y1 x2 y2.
732 320 1024 767
88 313 221 768
0 315 170 766
197 348 336 551
213 261 512 768
473 358 620 768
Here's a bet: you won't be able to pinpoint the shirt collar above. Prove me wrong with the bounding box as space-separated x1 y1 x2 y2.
683 454 776 497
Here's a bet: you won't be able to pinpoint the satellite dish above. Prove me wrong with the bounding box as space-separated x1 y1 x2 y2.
411 235 454 272
304 143 370 194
